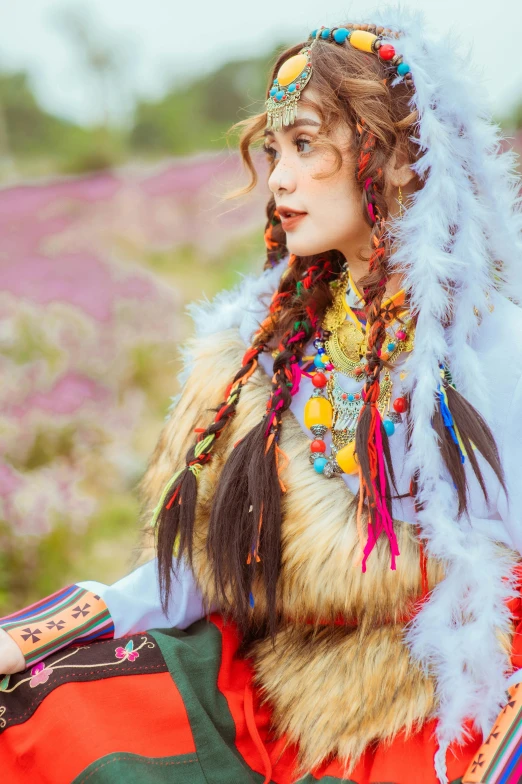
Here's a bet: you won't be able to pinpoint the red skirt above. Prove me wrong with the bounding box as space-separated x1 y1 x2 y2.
0 612 492 783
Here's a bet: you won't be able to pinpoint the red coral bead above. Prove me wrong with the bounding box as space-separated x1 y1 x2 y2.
379 43 396 61
393 396 407 413
311 439 326 453
312 372 327 388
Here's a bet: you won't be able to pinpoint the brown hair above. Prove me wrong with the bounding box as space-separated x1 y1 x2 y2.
155 23 508 635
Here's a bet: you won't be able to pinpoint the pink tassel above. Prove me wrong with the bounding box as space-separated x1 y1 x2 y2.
287 330 306 345
361 412 400 571
290 362 302 395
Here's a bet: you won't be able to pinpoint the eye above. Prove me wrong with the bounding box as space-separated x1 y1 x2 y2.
263 143 278 162
262 136 313 162
294 137 313 154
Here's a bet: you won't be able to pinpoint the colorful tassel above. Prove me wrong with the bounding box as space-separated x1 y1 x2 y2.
437 367 468 463
151 468 185 528
358 379 400 572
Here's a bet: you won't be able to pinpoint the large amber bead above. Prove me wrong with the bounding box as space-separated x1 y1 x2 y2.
304 396 333 429
349 30 377 53
277 53 308 87
336 440 359 474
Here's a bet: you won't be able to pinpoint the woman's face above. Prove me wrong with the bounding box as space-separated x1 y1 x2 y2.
264 90 372 260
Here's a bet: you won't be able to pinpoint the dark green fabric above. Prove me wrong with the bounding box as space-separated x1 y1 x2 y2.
73 752 205 784
150 621 265 784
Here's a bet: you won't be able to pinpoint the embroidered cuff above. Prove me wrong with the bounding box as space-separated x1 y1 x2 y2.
0 584 115 668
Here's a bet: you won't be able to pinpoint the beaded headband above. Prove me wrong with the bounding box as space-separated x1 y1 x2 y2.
265 25 413 131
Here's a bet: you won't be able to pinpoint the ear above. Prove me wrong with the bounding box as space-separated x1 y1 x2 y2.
384 146 416 189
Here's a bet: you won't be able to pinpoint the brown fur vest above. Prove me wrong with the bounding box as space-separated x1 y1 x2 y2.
136 327 509 770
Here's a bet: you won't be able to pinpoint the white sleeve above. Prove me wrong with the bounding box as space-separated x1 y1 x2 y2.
77 556 214 637
495 373 522 555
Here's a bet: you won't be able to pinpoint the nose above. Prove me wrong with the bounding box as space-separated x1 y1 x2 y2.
268 159 297 196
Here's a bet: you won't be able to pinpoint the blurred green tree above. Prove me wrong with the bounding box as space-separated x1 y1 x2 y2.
0 71 89 157
129 47 284 156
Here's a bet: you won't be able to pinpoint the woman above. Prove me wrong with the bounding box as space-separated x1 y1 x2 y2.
1 9 522 783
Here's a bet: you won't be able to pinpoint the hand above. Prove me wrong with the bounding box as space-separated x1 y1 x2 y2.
0 627 26 674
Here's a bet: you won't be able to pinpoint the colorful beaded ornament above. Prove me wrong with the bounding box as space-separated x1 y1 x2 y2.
304 267 414 479
265 26 412 131
266 45 314 130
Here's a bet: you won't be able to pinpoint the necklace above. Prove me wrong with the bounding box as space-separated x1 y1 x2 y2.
304 267 415 479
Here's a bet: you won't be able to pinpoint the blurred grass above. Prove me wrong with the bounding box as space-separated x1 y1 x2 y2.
0 229 265 616
0 495 138 613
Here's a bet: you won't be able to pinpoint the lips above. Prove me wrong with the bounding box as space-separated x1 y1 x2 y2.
278 207 307 220
278 206 308 231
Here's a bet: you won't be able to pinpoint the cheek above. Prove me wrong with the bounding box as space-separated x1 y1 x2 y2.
307 171 362 231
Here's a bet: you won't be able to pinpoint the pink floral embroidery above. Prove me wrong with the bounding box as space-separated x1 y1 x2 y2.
114 639 139 662
29 661 54 688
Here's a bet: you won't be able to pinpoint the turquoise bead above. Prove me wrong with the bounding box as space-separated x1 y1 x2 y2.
314 456 328 473
320 28 331 39
287 84 296 93
387 341 396 352
383 419 395 436
273 79 278 84
310 29 318 38
269 87 278 97
397 62 410 76
348 394 355 402
314 354 326 368
275 90 285 101
333 28 350 43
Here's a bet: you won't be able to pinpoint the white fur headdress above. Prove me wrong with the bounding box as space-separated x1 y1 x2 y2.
368 6 522 781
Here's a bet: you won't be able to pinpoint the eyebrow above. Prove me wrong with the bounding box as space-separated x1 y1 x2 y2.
263 118 321 137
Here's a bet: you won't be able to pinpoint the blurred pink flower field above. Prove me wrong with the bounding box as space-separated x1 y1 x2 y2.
0 152 266 602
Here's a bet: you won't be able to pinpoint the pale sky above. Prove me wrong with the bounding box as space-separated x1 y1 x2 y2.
1 0 521 126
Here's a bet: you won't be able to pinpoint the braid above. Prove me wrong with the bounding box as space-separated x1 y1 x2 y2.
207 252 338 636
155 342 265 613
353 119 401 570
352 119 508 569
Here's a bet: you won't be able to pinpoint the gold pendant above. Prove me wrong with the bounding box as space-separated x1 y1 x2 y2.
336 319 364 362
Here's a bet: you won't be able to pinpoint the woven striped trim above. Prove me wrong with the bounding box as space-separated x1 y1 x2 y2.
463 683 522 783
0 584 115 667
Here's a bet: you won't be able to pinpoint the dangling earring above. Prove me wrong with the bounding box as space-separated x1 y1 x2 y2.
398 185 403 218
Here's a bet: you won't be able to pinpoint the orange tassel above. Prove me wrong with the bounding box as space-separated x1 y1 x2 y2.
274 443 289 493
